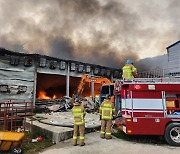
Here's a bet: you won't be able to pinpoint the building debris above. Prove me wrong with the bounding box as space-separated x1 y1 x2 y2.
34 111 100 128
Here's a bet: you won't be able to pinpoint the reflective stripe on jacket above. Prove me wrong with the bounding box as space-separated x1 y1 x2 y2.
72 106 85 125
122 64 137 79
99 99 115 120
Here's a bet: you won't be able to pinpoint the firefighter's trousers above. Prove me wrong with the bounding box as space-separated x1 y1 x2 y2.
73 124 85 146
100 119 112 139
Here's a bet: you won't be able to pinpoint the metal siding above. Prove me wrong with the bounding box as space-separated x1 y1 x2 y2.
37 61 83 77
37 67 67 76
37 67 82 77
168 42 180 73
0 58 35 102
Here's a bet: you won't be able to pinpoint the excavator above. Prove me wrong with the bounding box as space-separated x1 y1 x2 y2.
76 74 112 97
71 74 113 110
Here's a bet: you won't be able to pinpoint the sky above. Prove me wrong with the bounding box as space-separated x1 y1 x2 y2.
0 0 179 68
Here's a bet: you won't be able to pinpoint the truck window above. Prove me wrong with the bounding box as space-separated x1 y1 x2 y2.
110 85 114 96
101 86 109 94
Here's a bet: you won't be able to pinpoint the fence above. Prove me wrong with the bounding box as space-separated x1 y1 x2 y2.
138 69 170 78
0 101 34 132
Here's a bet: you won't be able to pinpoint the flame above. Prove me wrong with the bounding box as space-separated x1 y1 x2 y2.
53 94 57 99
38 90 57 99
88 94 99 98
95 95 99 98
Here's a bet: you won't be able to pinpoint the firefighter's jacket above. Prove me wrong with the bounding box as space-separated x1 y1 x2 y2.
99 99 115 120
72 105 86 125
122 64 137 79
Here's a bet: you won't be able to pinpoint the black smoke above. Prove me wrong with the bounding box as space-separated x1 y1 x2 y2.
0 0 179 69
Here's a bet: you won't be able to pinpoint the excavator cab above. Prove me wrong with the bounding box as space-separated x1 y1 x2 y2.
99 84 114 104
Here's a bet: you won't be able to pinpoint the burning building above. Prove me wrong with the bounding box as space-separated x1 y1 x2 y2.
0 48 121 107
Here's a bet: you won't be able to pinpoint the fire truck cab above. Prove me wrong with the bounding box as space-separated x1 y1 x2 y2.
115 78 180 146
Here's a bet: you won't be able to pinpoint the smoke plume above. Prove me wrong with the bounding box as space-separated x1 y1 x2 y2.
0 0 179 69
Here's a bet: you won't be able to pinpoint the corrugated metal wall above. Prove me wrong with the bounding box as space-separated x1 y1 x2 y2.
168 42 180 73
0 49 121 105
0 54 35 103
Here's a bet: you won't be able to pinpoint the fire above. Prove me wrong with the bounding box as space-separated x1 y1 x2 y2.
95 95 99 98
53 94 56 99
88 95 99 98
38 90 57 99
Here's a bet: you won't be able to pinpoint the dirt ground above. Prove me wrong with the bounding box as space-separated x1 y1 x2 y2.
39 132 180 154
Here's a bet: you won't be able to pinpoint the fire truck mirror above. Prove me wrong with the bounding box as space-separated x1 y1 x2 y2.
148 85 155 90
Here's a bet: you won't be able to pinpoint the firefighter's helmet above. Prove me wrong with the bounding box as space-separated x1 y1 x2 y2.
126 59 133 64
74 97 81 106
105 94 110 99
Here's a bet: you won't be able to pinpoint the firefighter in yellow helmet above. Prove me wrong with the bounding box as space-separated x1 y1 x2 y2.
72 97 86 146
99 94 115 139
122 59 138 79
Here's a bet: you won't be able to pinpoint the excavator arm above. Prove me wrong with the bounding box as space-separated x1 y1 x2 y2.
76 74 88 97
75 74 112 98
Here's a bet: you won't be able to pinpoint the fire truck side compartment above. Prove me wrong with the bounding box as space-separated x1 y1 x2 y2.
120 83 180 135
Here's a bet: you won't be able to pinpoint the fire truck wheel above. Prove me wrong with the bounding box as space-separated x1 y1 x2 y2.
164 122 180 146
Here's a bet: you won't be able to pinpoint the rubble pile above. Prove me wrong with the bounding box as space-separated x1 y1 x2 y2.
36 96 73 112
83 97 99 113
35 111 100 128
36 96 99 113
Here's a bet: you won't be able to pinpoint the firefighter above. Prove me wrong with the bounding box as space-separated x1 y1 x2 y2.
122 59 138 79
99 94 116 139
72 97 86 146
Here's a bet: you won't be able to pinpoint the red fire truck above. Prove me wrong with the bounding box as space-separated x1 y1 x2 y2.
114 78 180 146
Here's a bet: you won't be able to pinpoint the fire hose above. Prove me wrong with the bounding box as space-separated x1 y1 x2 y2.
113 115 122 120
37 114 122 128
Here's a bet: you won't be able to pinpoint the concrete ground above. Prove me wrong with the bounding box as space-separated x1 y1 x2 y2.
31 112 100 143
40 132 180 154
